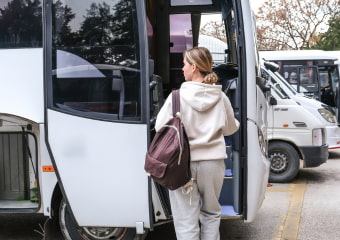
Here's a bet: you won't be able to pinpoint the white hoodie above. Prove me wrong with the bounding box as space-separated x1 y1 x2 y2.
155 81 239 161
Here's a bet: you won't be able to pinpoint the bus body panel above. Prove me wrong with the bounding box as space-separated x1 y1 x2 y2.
0 48 44 123
39 125 58 216
241 0 270 222
47 110 150 227
246 119 269 221
260 50 338 61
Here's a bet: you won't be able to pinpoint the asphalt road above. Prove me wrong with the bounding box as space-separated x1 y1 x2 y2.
1 149 340 239
0 213 47 239
147 149 340 240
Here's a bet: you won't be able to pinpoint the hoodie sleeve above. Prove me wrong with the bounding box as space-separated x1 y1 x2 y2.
155 93 174 132
222 95 240 136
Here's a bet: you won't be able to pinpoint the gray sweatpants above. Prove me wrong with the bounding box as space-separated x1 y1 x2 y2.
169 159 225 240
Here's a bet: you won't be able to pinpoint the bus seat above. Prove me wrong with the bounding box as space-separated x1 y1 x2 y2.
112 70 125 119
213 63 238 105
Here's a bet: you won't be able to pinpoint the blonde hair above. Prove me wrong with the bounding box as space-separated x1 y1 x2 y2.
183 47 218 84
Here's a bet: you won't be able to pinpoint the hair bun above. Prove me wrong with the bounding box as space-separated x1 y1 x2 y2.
203 72 218 84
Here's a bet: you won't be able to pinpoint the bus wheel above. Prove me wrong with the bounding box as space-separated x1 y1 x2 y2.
59 198 147 240
268 142 300 183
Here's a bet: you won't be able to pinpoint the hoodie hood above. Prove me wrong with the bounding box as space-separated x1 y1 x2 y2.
180 81 222 112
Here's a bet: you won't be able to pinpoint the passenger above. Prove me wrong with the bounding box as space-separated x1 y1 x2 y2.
155 47 239 240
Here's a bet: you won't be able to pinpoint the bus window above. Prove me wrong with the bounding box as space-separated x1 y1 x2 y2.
298 66 318 98
51 0 141 121
199 14 228 63
320 66 338 107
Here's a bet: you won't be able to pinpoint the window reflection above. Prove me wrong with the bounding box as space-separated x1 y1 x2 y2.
0 0 42 48
52 0 141 121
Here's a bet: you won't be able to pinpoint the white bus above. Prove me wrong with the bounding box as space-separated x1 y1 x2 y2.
326 51 340 74
0 0 270 239
260 50 340 121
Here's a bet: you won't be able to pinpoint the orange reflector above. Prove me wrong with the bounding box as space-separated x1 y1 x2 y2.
283 124 289 127
43 166 55 172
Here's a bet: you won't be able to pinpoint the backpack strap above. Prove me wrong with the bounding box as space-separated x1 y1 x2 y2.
172 90 180 117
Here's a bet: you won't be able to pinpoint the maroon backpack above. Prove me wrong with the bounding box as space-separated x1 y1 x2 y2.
144 90 191 190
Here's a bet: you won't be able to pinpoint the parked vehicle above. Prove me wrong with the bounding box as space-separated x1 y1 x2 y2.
260 50 340 121
326 51 340 74
263 61 340 150
0 0 270 239
264 70 328 182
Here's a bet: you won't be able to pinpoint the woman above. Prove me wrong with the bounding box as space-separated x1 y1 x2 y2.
155 47 239 240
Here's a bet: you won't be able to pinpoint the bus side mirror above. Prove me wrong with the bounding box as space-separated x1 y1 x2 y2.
269 96 277 105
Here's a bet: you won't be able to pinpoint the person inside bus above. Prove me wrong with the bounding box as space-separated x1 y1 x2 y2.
155 47 239 240
289 71 297 84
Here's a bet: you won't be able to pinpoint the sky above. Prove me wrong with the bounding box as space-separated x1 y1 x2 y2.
0 0 10 8
250 0 267 13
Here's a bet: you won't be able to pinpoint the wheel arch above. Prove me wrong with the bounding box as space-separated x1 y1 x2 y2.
268 139 303 160
50 183 63 221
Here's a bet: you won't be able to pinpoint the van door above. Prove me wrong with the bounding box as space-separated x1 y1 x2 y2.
44 0 151 229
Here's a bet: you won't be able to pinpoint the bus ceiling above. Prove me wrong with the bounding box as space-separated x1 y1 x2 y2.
147 0 230 19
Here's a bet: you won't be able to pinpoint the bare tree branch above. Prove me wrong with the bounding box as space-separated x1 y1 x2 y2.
256 0 339 50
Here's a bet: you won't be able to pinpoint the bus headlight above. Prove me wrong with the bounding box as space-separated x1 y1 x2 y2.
318 108 336 123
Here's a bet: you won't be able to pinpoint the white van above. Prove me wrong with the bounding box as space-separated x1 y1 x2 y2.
265 71 328 183
263 61 340 150
259 50 340 121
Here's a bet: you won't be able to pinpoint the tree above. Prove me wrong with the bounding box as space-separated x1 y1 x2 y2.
79 2 114 46
256 0 339 50
0 0 42 48
77 0 136 65
313 16 340 50
53 0 76 46
200 21 226 42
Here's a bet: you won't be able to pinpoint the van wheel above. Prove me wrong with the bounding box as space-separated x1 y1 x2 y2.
59 198 148 240
268 142 300 183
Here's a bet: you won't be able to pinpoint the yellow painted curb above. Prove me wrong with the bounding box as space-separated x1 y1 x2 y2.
271 177 307 240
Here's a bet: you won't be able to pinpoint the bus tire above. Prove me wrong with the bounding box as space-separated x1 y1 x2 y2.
268 142 300 183
59 198 148 240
